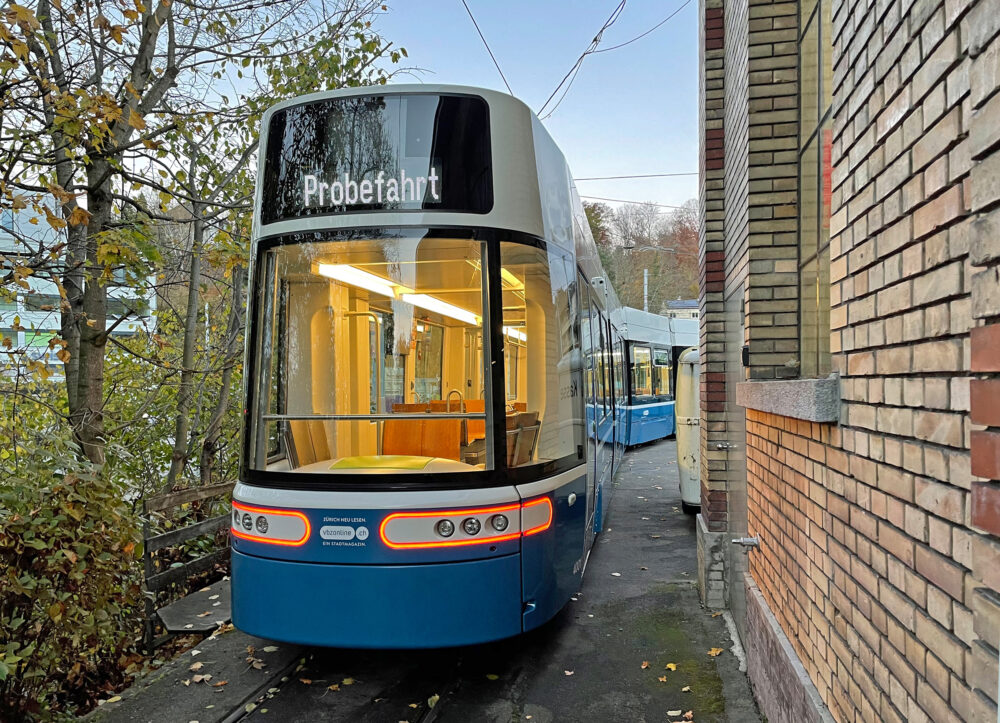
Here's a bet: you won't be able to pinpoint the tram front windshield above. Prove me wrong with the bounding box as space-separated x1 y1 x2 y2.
247 232 584 478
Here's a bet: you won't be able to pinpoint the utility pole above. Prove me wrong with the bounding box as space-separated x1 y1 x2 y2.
643 268 649 312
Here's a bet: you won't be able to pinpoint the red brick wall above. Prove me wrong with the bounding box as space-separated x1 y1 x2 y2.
740 0 1000 718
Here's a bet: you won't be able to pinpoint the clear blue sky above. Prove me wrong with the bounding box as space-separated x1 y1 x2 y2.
374 0 699 211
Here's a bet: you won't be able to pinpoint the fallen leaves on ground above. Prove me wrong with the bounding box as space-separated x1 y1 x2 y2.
711 612 723 618
611 572 621 577
681 685 692 692
684 712 694 720
299 678 312 685
342 677 355 685
213 681 227 687
641 661 650 669
658 676 668 683
668 711 682 717
261 645 279 652
328 684 340 691
486 674 499 680
189 662 204 672
664 663 677 671
428 694 439 708
564 670 574 676
708 648 723 657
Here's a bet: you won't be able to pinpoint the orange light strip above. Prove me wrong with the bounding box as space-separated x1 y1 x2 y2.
380 503 521 550
522 497 554 536
231 501 311 547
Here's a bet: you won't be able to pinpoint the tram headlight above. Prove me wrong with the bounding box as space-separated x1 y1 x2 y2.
491 514 509 532
435 519 455 537
255 516 269 534
462 517 482 535
241 513 253 531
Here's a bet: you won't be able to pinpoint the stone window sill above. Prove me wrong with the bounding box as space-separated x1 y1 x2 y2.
735 374 840 423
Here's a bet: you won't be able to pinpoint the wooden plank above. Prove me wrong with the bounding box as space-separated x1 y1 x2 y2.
146 514 231 553
145 481 234 513
146 548 230 591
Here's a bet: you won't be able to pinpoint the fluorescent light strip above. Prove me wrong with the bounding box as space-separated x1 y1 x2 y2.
401 294 480 325
503 325 527 342
500 268 523 289
315 264 406 297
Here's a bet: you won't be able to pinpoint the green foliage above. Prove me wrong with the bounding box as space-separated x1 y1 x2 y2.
0 435 142 720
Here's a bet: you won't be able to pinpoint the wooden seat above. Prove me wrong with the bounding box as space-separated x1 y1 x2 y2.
505 411 540 467
383 404 463 461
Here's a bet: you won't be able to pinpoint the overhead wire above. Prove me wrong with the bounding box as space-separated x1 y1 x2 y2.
575 172 698 180
536 0 627 119
591 0 693 54
460 0 514 95
579 195 687 209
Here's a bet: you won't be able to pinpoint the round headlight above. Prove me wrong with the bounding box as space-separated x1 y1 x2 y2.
255 516 269 534
436 519 455 537
241 513 253 531
491 514 509 532
463 517 482 535
233 510 240 525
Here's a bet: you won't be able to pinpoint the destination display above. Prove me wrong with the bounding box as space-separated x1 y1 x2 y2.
261 94 492 223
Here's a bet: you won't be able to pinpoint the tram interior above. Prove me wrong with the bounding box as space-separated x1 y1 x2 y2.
254 237 581 474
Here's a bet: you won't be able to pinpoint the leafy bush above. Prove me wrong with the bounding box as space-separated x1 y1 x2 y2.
0 439 142 720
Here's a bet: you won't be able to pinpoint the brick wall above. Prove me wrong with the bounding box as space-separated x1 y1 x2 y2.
700 0 731 534
738 0 1000 718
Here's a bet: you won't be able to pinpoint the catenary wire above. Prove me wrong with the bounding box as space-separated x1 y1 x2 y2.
591 0 693 54
460 0 514 95
575 172 698 180
579 195 687 209
536 0 627 118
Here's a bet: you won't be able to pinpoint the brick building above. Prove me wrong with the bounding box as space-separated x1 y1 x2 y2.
697 0 1000 719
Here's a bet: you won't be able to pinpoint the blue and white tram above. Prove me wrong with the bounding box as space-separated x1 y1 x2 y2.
618 308 698 447
232 85 631 648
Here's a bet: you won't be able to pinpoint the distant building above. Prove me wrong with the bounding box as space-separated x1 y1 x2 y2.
697 0 998 721
0 206 157 371
662 298 699 319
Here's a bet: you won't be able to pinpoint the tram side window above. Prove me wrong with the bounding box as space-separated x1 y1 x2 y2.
248 233 493 475
631 346 653 404
500 242 584 468
652 348 672 400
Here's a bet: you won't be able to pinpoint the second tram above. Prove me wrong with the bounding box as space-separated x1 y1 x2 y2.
231 85 676 648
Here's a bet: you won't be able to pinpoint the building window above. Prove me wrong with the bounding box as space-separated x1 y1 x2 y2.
798 0 833 377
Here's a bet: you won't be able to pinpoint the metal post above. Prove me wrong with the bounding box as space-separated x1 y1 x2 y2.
643 268 649 312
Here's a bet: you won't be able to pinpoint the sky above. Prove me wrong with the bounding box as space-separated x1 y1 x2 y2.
373 0 699 212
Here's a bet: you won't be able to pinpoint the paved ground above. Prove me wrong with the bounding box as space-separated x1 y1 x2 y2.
240 439 761 723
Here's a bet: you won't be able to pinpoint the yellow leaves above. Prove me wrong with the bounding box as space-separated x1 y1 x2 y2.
109 25 125 44
47 602 63 621
128 108 146 131
710 612 722 618
327 683 339 691
341 677 354 686
707 648 723 657
43 206 66 230
641 661 650 669
6 3 40 30
664 663 677 671
681 686 691 692
658 675 668 683
67 206 91 227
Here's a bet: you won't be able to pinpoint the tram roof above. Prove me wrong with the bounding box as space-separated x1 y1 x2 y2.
620 307 698 349
253 85 616 298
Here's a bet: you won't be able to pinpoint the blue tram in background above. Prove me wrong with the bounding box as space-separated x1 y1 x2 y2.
231 85 689 649
618 307 698 447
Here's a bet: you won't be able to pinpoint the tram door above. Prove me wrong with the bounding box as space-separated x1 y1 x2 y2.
579 277 598 547
588 298 613 530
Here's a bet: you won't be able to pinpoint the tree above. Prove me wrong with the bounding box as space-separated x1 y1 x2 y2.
584 200 699 312
0 0 400 464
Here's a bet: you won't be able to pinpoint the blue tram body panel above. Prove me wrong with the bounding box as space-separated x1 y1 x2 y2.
232 550 523 648
519 473 588 631
625 402 676 446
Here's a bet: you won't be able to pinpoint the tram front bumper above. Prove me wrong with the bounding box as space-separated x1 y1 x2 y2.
231 548 524 648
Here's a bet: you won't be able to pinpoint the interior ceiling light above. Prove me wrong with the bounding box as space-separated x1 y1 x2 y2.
400 294 480 325
500 268 523 289
314 264 411 298
503 325 527 342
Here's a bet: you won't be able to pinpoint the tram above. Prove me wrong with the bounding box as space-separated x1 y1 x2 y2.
232 85 648 648
619 307 698 447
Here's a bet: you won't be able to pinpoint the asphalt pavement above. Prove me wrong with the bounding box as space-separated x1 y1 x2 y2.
239 438 761 723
